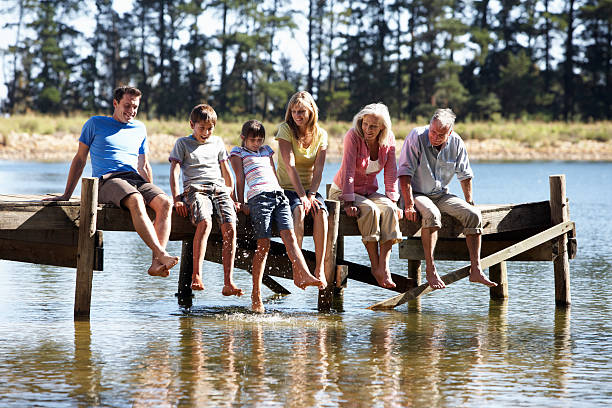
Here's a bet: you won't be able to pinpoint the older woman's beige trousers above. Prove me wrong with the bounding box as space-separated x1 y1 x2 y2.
329 186 402 244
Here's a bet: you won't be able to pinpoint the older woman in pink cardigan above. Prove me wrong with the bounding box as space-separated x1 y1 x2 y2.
328 103 402 289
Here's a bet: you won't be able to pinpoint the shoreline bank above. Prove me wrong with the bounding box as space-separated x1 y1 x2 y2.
2 132 612 162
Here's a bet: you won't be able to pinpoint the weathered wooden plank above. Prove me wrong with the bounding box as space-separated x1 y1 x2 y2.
0 229 102 270
0 203 81 230
368 221 575 310
399 237 554 261
74 178 98 318
550 175 571 306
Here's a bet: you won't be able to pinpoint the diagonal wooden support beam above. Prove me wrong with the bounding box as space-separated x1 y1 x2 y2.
368 221 575 310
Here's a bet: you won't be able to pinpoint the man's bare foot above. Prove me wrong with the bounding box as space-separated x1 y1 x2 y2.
425 264 446 289
372 266 396 289
148 258 170 277
222 284 244 297
191 274 204 290
293 271 324 290
251 296 265 313
469 265 497 287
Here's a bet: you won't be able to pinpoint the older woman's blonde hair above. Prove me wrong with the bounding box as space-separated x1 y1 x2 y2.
352 103 393 147
284 91 319 140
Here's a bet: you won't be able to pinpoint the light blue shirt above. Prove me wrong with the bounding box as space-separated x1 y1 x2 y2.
397 125 473 195
79 116 148 178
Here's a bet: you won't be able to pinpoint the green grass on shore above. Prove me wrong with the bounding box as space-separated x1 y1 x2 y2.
1 114 610 147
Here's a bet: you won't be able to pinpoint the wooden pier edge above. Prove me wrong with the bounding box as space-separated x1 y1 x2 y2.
74 178 98 318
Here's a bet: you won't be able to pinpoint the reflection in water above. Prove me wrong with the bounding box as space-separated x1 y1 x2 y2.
71 320 102 406
552 308 572 399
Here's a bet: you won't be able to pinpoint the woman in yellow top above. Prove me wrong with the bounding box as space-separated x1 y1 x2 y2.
275 91 329 287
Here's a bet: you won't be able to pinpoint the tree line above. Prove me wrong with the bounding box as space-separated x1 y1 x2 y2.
1 0 611 122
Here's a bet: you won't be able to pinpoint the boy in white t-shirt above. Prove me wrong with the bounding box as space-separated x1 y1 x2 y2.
169 104 243 297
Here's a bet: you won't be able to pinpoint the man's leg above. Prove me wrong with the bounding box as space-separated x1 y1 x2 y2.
421 227 445 289
466 233 497 287
414 195 445 289
122 193 178 276
436 194 496 287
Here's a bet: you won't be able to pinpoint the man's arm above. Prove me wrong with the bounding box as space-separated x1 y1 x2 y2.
460 177 474 205
138 153 153 183
399 175 418 222
44 142 89 201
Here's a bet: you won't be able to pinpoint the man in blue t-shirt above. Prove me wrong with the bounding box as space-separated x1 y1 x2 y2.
45 86 178 277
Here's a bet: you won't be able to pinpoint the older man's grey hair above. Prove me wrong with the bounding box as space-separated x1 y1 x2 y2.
431 108 456 130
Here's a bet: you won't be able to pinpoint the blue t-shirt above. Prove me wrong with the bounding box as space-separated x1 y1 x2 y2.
79 116 148 178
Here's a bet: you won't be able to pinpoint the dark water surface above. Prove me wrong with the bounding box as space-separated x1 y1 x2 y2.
1 160 611 407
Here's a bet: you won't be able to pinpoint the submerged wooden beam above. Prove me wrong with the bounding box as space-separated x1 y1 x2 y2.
368 221 575 310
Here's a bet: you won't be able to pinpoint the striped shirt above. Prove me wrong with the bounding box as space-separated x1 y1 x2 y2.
230 145 282 201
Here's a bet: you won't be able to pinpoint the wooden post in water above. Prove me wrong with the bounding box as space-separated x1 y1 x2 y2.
489 261 509 299
177 239 194 308
407 260 422 286
319 200 340 311
74 177 98 319
550 175 571 306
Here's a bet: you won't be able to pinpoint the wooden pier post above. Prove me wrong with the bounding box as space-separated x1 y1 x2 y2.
176 239 194 309
319 200 340 311
74 178 98 319
489 261 509 299
407 260 422 286
550 175 571 306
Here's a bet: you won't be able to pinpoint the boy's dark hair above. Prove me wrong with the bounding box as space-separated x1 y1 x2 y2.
241 120 266 146
190 104 217 125
113 86 142 103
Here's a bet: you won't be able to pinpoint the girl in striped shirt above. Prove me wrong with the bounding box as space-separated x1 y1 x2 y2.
230 120 324 313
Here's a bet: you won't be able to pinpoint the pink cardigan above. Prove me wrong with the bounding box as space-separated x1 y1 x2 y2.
333 128 399 202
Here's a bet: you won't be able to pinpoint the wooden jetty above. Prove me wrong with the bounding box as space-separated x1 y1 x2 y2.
0 175 576 318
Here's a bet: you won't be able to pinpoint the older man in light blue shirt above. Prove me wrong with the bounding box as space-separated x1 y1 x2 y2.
398 108 496 290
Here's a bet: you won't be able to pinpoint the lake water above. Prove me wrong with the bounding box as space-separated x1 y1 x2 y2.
1 160 611 407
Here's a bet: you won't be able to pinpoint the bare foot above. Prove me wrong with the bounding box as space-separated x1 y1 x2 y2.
222 284 244 297
425 264 446 289
314 267 328 290
469 264 497 287
191 273 204 291
293 271 324 290
372 266 396 289
147 258 169 277
158 253 179 271
251 296 265 313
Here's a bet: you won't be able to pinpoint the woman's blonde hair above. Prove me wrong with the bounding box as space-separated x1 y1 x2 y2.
284 91 319 140
352 103 393 147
